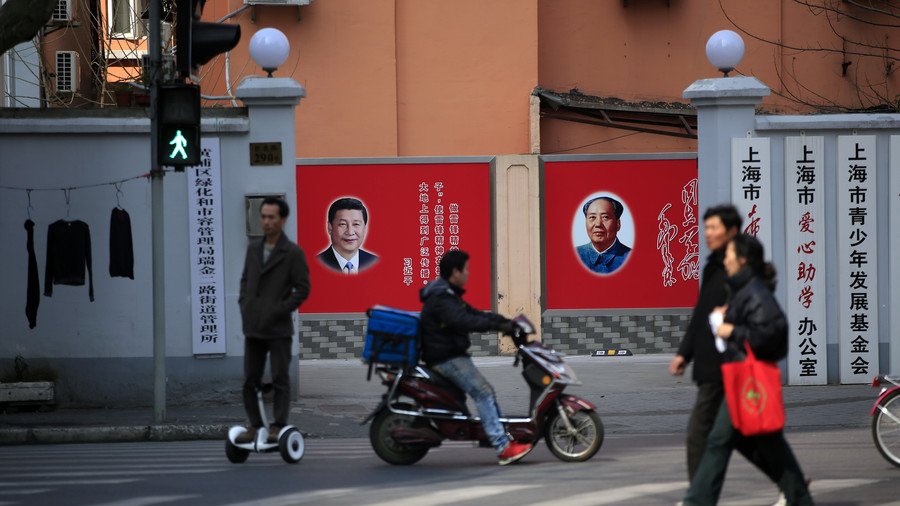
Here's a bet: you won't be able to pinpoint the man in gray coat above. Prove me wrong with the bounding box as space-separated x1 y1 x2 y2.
237 197 310 443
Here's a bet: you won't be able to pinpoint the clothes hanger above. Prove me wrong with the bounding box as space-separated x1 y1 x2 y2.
63 188 72 221
115 183 124 210
26 189 34 221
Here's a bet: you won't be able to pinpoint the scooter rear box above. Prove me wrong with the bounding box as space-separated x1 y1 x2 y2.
363 306 420 366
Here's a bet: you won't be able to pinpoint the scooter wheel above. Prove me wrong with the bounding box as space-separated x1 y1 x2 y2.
369 403 430 465
225 439 250 464
544 409 604 462
279 427 305 464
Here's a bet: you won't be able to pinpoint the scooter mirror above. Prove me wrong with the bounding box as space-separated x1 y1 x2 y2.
512 314 535 334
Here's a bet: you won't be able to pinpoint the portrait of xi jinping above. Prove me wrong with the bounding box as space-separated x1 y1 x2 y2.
317 197 379 274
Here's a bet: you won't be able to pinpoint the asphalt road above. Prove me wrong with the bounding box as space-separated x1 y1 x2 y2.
293 355 875 438
1 428 897 506
1 354 892 505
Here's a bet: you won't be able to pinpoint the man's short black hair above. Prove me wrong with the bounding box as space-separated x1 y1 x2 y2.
439 250 469 280
261 197 289 218
327 197 368 224
703 204 742 232
582 196 623 219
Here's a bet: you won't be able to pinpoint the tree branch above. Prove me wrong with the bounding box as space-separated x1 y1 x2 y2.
720 0 900 61
844 0 900 20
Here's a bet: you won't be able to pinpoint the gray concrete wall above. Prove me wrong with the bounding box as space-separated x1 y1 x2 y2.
752 117 900 380
0 77 305 406
685 77 900 381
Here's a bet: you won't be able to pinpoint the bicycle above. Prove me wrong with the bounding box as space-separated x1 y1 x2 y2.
871 375 900 467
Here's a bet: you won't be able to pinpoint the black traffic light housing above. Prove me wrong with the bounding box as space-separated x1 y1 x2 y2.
159 83 201 167
175 0 241 77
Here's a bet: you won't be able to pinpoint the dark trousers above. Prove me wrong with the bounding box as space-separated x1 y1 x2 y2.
243 337 292 428
687 383 779 483
684 401 812 505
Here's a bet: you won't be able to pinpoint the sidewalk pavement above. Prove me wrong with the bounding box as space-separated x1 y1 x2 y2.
0 355 876 445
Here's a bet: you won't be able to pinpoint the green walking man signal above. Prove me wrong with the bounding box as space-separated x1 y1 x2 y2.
168 130 189 160
159 84 201 167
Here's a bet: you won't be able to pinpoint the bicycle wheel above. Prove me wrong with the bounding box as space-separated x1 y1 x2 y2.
872 389 900 467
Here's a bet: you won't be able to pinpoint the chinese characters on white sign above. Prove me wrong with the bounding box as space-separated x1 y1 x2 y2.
732 138 772 255
187 138 226 355
837 136 878 384
785 136 827 385
891 137 900 382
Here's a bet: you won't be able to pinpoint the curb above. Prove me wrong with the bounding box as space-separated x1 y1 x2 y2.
0 424 231 445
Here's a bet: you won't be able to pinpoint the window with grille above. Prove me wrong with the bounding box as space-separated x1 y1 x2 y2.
56 51 76 93
52 0 71 21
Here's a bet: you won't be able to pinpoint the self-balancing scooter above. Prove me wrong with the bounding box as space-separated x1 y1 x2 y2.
225 384 304 464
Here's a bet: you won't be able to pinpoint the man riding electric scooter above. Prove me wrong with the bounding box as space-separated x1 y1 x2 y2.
419 250 532 465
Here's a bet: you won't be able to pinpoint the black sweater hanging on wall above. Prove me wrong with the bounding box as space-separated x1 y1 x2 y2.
44 220 94 301
109 208 134 279
25 219 40 328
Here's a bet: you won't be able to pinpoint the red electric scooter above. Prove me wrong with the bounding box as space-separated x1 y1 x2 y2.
362 315 604 465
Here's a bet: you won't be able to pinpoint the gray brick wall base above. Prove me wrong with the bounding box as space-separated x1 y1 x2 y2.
541 313 690 356
299 312 690 360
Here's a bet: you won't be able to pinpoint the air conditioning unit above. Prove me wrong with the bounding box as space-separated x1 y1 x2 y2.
244 0 313 6
55 51 78 93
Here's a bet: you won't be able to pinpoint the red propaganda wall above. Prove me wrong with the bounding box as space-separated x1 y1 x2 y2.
544 158 700 309
296 162 493 313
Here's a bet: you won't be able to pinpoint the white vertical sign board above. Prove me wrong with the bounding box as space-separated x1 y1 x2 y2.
188 138 226 355
837 135 878 383
891 137 900 374
731 138 772 254
784 136 827 385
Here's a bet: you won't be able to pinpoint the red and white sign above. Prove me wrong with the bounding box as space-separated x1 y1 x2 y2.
296 162 492 313
543 158 699 309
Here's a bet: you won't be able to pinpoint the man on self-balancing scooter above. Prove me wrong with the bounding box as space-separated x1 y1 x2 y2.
227 197 310 464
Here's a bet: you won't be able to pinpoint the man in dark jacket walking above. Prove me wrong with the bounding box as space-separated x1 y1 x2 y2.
237 197 310 444
420 250 532 465
669 205 747 479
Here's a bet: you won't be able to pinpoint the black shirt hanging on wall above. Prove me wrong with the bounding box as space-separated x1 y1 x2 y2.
25 219 40 328
44 220 94 302
109 208 134 279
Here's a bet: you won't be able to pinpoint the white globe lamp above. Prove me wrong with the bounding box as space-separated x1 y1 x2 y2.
249 28 291 77
705 30 745 77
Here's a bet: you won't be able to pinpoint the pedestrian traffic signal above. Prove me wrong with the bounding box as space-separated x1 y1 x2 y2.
175 0 241 77
159 84 201 167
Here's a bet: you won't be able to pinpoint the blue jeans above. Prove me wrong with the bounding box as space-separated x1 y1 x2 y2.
432 356 509 452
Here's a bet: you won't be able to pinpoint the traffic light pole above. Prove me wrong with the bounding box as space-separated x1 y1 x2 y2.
149 0 167 424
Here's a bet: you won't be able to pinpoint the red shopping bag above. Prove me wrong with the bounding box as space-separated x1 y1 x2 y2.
721 342 785 436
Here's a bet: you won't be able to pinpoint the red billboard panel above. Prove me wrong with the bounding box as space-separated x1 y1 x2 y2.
544 158 699 309
296 162 492 313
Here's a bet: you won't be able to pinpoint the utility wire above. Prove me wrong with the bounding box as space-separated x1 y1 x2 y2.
0 172 150 192
544 131 643 154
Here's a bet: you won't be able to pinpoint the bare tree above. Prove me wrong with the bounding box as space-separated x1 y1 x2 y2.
721 0 900 112
2 0 177 108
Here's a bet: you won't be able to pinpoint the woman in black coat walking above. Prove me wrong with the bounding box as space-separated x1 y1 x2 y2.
682 234 812 505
